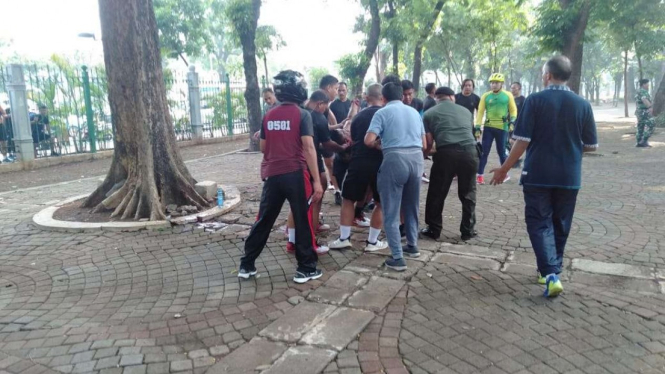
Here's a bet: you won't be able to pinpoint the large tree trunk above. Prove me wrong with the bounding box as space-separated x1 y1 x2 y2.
613 72 622 106
83 0 207 220
263 54 269 88
654 70 665 117
387 0 399 75
412 44 424 93
350 0 381 95
636 50 643 82
623 49 629 117
228 0 262 151
411 0 445 93
560 0 592 94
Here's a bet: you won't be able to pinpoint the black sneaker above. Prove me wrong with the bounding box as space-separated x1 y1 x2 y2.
399 224 406 238
334 191 342 206
403 245 420 258
385 257 407 272
461 232 478 241
420 227 439 240
293 269 323 284
238 268 257 279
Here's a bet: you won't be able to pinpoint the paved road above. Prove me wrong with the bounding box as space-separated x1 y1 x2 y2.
0 113 664 374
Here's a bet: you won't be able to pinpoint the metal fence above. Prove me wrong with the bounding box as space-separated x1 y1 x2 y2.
0 64 250 163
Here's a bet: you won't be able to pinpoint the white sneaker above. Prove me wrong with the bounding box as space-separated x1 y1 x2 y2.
317 223 331 232
365 240 388 252
353 217 371 227
327 184 335 190
421 173 430 183
315 245 330 255
329 237 352 249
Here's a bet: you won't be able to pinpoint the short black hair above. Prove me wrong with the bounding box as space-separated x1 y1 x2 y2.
639 79 650 86
38 103 48 110
401 80 414 91
545 56 572 82
262 88 273 94
511 82 522 89
435 87 455 96
425 83 436 94
338 82 347 88
309 90 330 103
381 74 401 86
382 82 403 102
462 78 475 88
319 75 339 89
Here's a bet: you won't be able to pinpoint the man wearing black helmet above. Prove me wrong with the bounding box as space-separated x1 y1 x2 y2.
238 70 324 284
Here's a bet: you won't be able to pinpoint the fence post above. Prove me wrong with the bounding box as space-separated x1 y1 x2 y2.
225 74 234 136
5 64 34 163
187 65 203 140
81 66 97 153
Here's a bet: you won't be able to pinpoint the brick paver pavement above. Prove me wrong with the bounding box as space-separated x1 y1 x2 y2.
0 117 663 373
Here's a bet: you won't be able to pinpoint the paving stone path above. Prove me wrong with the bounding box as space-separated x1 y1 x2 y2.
0 118 664 373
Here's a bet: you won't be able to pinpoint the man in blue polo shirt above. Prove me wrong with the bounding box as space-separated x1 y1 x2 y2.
365 82 426 271
489 55 598 298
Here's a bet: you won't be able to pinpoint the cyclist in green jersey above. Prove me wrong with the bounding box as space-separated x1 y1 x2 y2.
475 73 517 184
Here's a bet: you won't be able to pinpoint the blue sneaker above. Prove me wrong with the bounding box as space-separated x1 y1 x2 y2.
385 257 407 272
403 245 420 258
543 274 563 298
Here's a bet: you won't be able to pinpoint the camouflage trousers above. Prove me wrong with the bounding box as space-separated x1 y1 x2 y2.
636 109 655 144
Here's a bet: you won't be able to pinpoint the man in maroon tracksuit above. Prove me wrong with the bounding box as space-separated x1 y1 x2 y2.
238 70 324 284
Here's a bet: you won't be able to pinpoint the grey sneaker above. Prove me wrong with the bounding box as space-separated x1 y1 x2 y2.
385 257 407 272
293 269 323 284
238 268 257 279
403 245 420 258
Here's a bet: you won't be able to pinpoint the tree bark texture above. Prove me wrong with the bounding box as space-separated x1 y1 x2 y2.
559 0 592 94
235 0 262 152
411 0 445 93
623 49 629 117
83 0 207 220
387 0 399 75
351 0 381 95
654 70 665 117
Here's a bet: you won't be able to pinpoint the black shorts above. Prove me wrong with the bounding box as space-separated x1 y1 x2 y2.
341 158 381 202
316 154 325 173
32 131 50 144
333 155 349 185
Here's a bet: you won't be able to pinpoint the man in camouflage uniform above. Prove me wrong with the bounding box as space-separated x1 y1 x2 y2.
635 79 655 148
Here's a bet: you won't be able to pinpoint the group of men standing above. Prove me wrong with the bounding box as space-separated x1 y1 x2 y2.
239 55 598 298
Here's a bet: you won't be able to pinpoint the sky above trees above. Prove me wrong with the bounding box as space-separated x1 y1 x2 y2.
0 0 363 72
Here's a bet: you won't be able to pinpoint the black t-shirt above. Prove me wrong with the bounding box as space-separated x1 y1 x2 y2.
29 113 50 134
309 109 331 159
423 96 437 112
408 98 424 114
350 106 383 162
454 93 480 115
329 98 352 123
514 95 526 116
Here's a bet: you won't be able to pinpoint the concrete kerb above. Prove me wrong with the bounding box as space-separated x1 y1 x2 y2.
32 184 241 233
